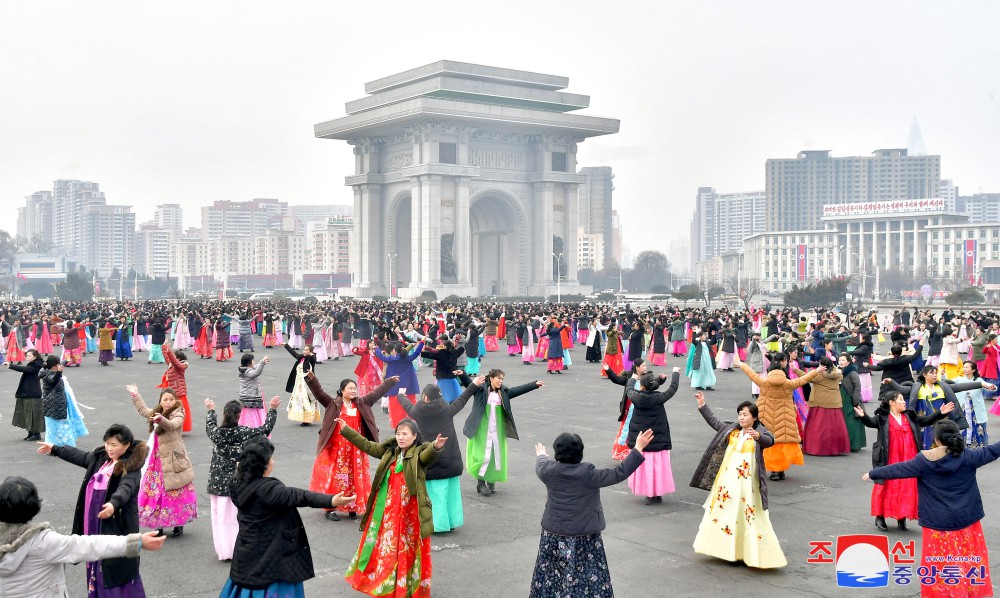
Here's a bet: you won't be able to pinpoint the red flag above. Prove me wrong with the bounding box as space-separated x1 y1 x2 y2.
797 244 808 281
964 239 977 285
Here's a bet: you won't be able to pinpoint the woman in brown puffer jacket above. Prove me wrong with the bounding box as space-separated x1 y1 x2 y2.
126 384 198 537
735 353 822 480
797 357 850 457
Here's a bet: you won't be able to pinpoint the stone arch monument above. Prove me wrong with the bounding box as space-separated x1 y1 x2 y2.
314 60 620 298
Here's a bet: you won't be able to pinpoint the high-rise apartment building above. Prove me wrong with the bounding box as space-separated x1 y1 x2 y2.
690 188 766 269
154 204 184 240
958 193 1000 224
690 187 717 268
136 223 173 278
308 217 352 274
255 229 307 276
81 204 135 276
17 191 53 242
610 210 622 267
765 149 941 232
576 228 605 271
939 180 959 209
577 167 614 266
200 198 288 240
211 237 256 276
51 180 106 256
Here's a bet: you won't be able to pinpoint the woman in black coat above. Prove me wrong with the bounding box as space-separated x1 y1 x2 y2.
624 369 680 504
394 381 475 532
5 349 44 440
38 424 149 593
283 342 316 393
421 337 465 403
224 437 352 593
603 358 664 460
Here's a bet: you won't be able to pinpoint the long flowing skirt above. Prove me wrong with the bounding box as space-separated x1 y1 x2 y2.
286 376 321 423
98 349 114 364
671 340 687 356
918 521 991 598
507 339 522 356
801 406 850 456
611 402 633 461
85 486 145 597
717 351 735 369
762 443 803 473
138 436 198 529
426 477 463 533
115 340 132 359
345 468 432 597
858 372 874 403
210 495 239 561
693 436 787 568
390 395 416 429
842 391 868 452
309 435 371 515
963 403 989 448
193 329 212 358
238 334 254 352
466 407 508 483
522 336 535 363
627 449 674 497
6 332 25 362
174 325 192 350
437 378 461 404
12 397 44 434
600 351 622 378
465 356 481 375
215 347 233 362
176 394 192 433
219 579 304 598
148 344 164 363
586 336 603 363
529 531 613 598
238 407 267 429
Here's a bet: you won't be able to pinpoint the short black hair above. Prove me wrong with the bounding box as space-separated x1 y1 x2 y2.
736 401 759 420
0 476 42 524
553 432 584 464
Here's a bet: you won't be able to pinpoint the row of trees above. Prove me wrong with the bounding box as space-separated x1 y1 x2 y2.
578 250 676 293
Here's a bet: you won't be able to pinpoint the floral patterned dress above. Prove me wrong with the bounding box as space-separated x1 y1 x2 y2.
346 454 432 597
308 407 371 515
693 429 787 568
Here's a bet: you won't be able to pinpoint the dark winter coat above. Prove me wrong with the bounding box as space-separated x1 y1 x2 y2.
50 443 147 589
624 372 680 451
606 368 663 422
395 390 472 479
461 380 541 441
214 320 231 349
868 353 919 385
856 407 946 481
536 449 644 536
205 408 278 496
283 343 316 393
627 328 644 361
229 477 336 588
689 404 774 510
8 358 43 398
39 369 66 420
652 325 667 353
847 341 874 374
466 326 483 359
545 325 566 359
421 347 464 380
305 374 394 454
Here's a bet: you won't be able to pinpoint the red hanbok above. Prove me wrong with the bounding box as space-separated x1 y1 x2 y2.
193 326 212 358
870 414 919 520
309 412 371 515
353 346 384 398
5 331 25 363
601 337 624 378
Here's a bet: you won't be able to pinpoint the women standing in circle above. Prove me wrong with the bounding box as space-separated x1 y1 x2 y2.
464 369 544 496
125 384 197 538
624 369 680 505
854 392 952 532
305 371 396 522
690 392 786 568
4 349 44 441
800 357 850 457
223 437 355 597
864 420 999 595
529 429 653 597
339 418 446 597
204 397 279 562
394 382 474 533
37 424 149 596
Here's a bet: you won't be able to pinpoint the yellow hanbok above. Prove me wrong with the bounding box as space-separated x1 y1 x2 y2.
693 429 787 568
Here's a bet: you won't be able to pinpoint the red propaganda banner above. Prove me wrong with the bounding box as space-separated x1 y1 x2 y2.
964 239 977 285
797 244 808 281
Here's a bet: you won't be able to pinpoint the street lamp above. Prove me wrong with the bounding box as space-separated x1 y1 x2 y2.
837 245 847 277
387 253 398 299
552 252 563 303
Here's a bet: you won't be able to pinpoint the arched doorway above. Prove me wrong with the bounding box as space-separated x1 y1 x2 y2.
470 194 524 296
389 193 412 289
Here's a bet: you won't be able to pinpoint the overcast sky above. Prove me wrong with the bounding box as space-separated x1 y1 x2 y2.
2 1 998 267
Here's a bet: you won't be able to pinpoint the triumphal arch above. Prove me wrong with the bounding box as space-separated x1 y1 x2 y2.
314 60 619 298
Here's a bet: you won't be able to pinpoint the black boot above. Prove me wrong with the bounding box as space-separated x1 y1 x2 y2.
349 511 357 520
875 516 888 531
325 511 340 521
171 526 184 537
897 518 908 531
477 480 490 496
486 482 496 494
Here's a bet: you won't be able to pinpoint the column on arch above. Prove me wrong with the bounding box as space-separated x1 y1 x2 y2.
419 174 443 285
454 177 472 285
408 177 423 290
354 184 383 293
564 183 580 283
533 181 555 286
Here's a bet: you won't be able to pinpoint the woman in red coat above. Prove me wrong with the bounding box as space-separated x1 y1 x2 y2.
162 344 192 432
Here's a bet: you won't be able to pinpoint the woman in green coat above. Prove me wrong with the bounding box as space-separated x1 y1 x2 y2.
337 418 446 597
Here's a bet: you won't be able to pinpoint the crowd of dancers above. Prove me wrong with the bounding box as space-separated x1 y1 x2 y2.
1 299 1000 597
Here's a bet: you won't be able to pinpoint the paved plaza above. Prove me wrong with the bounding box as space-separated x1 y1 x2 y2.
3 342 998 597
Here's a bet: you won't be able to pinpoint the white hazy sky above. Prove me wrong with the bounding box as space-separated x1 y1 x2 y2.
2 1 999 263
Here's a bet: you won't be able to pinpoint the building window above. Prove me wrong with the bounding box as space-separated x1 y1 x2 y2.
551 152 567 172
439 142 457 165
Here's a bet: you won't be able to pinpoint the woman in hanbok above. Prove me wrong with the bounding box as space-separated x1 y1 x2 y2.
601 325 623 377
33 319 54 355
463 370 544 496
40 356 88 447
624 370 680 504
518 317 536 364
786 346 809 439
685 332 717 391
838 353 868 453
799 357 850 456
543 319 567 374
884 366 990 449
306 372 396 521
604 359 666 461
352 343 384 398
287 362 321 425
311 321 328 362
846 334 875 403
132 318 148 353
115 317 133 361
214 318 233 362
6 317 27 363
505 316 521 357
38 424 149 597
484 317 500 352
854 391 951 531
690 392 787 568
421 338 465 403
339 418 445 597
192 314 212 359
125 384 197 537
938 328 963 381
173 312 192 350
261 313 278 348
375 341 424 424
236 353 270 428
668 318 687 357
649 317 668 366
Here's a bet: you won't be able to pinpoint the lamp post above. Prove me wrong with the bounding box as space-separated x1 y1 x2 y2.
133 270 138 301
387 253 397 299
552 252 563 303
837 245 847 277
